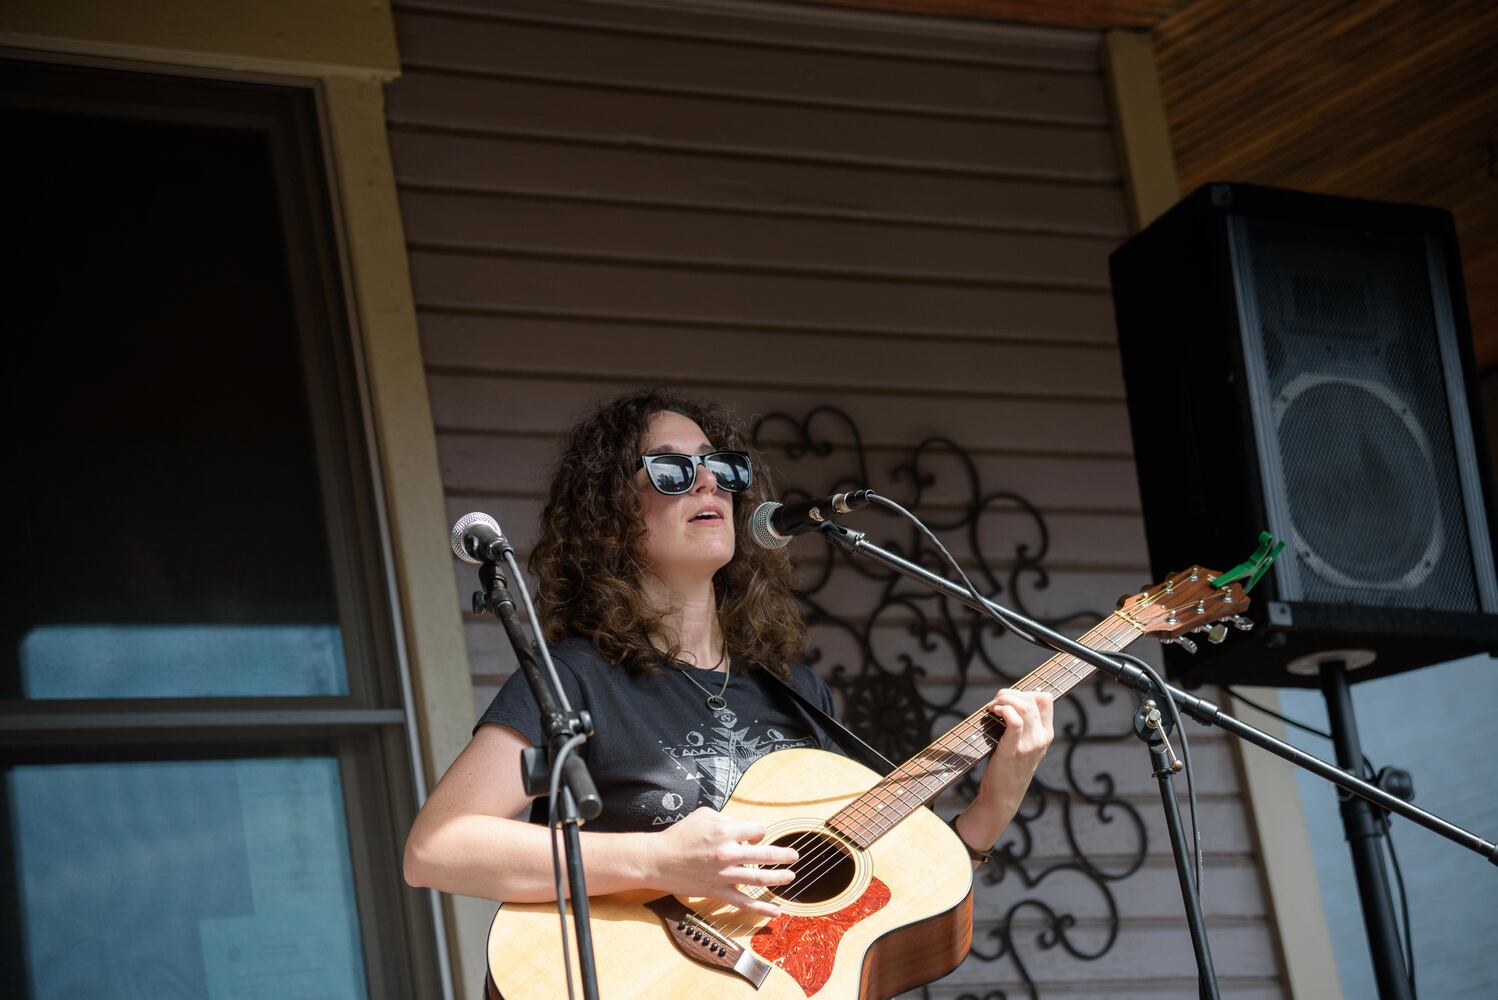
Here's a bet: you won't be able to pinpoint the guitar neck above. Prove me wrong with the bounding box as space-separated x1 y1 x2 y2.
826 614 1142 850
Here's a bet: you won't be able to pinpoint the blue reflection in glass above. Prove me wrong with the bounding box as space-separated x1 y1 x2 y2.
19 624 348 698
8 757 368 999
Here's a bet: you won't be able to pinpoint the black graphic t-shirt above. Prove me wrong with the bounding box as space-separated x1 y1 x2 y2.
478 635 843 832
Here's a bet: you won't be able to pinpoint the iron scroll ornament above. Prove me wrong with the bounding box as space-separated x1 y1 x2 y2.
749 406 1148 1000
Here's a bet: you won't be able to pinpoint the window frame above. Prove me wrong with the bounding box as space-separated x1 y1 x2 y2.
0 58 440 996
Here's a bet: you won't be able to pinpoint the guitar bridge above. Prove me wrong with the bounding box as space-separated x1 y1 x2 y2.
644 896 772 989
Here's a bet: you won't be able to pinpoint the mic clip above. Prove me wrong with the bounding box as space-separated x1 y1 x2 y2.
472 560 515 616
818 521 867 552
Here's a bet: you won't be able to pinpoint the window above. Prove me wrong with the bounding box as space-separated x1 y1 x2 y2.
0 60 437 996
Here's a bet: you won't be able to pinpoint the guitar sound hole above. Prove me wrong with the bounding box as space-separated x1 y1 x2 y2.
763 830 854 904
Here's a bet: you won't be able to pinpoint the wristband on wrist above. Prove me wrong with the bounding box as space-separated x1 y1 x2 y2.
948 812 993 866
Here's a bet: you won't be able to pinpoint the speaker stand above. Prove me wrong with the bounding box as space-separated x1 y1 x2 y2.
1319 658 1412 1000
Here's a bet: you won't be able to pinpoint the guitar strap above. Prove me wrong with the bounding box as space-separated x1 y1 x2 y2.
762 670 895 777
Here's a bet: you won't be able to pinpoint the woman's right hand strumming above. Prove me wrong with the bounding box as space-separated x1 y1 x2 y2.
645 807 799 917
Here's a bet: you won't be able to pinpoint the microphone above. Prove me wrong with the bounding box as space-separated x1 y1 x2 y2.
451 512 515 564
453 512 604 820
749 490 873 549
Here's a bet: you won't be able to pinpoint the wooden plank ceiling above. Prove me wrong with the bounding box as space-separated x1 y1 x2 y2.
799 0 1498 366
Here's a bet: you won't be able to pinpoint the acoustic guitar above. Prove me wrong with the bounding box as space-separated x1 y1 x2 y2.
486 566 1250 999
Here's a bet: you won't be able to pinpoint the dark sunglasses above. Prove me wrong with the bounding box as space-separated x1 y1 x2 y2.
639 451 753 496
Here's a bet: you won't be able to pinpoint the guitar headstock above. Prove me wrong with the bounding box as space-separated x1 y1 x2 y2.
1116 566 1252 650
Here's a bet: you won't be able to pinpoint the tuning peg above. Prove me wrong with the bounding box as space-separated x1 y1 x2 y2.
1163 635 1198 654
1207 623 1229 644
1231 615 1254 631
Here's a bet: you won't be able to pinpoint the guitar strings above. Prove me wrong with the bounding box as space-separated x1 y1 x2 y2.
706 614 1125 944
731 601 1186 928
706 660 1078 944
704 582 1220 945
709 615 1129 941
708 599 1180 944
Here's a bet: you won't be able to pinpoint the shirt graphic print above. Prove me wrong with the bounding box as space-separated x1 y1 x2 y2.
648 705 818 826
479 636 843 834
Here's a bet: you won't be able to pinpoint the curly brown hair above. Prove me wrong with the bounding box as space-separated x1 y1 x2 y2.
529 389 807 677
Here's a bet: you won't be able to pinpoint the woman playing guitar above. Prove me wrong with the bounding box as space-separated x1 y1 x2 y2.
402 389 1055 996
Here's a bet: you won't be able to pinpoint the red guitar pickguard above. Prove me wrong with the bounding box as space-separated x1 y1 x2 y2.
750 877 891 996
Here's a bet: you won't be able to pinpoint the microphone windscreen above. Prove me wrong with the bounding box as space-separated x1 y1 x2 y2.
451 511 501 563
748 502 791 549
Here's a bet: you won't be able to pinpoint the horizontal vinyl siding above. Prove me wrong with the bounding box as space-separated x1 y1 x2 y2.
386 1 1281 996
390 126 1130 233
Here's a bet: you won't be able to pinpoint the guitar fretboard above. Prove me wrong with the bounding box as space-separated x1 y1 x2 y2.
826 614 1142 850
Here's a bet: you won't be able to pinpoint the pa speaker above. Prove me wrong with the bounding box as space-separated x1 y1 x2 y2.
1110 183 1498 687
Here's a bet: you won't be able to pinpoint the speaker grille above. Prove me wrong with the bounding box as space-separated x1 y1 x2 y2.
1239 219 1479 611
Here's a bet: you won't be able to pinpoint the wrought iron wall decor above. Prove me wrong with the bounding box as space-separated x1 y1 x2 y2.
750 405 1149 1000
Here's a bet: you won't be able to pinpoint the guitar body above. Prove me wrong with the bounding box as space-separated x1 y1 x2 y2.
486 748 974 999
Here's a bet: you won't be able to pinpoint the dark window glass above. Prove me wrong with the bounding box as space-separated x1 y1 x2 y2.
1 109 348 699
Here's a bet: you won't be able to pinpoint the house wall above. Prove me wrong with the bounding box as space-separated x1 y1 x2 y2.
385 1 1287 995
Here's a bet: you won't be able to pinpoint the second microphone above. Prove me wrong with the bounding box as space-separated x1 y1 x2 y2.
749 490 873 549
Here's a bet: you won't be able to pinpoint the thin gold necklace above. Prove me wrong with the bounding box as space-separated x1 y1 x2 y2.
676 645 730 712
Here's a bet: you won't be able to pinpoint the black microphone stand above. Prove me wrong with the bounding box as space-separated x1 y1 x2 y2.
472 558 603 1000
1133 693 1219 1000
814 520 1498 998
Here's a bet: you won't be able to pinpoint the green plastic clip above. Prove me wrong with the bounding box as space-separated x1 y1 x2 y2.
1210 531 1286 594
